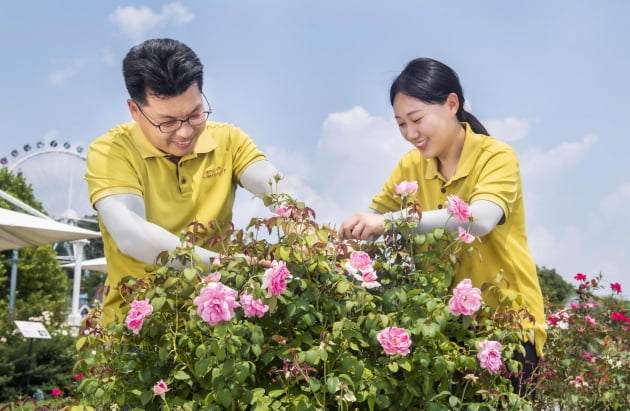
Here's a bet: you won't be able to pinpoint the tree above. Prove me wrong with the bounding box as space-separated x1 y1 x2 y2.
0 168 78 400
537 265 574 308
0 168 70 322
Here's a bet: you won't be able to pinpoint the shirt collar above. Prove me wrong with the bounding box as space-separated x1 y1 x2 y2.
424 122 483 182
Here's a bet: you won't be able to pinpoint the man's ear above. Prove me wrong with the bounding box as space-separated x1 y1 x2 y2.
127 99 140 121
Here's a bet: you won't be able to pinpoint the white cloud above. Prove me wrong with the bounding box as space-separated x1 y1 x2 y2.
108 3 195 41
49 56 90 87
48 49 116 87
313 106 410 223
483 117 530 142
162 2 195 25
520 135 598 180
233 106 409 230
600 183 630 218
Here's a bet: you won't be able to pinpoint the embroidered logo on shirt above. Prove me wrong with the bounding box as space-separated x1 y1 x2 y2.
204 166 226 178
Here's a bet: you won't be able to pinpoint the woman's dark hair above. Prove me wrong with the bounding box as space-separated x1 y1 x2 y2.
390 58 488 135
122 38 204 105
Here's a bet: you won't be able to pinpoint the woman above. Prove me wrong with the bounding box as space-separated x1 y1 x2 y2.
338 57 545 393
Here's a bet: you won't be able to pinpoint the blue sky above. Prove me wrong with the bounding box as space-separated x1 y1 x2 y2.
1 1 629 297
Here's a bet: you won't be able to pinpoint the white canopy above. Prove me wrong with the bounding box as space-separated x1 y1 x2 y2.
62 256 107 272
0 207 100 250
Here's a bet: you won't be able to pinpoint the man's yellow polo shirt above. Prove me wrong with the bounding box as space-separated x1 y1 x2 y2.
370 123 546 355
85 121 266 324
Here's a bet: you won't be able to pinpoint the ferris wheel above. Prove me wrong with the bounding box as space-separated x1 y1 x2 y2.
1 139 93 222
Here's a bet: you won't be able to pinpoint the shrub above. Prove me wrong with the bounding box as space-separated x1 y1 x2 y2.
533 273 630 410
74 193 536 410
0 311 76 403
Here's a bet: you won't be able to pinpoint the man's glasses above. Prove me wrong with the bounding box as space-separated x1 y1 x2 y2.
134 93 212 133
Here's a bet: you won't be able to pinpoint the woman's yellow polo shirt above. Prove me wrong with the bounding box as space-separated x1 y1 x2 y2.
85 121 265 324
370 123 546 355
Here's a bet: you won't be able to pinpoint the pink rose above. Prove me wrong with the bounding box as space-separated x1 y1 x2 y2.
193 282 240 326
611 312 627 322
445 195 472 223
377 327 412 356
448 279 482 316
240 292 270 318
51 388 62 397
457 226 475 244
574 273 587 281
274 205 293 218
611 282 623 293
584 315 597 326
125 298 154 335
212 256 221 266
348 251 372 272
202 272 221 283
352 270 381 289
261 260 292 297
394 180 418 195
153 379 169 396
477 340 503 374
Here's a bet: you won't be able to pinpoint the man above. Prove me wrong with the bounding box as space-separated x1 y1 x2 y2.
85 38 281 324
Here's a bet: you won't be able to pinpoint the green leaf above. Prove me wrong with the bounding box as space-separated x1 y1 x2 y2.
388 361 399 372
195 343 207 358
279 245 291 261
217 388 232 407
414 234 426 245
336 280 350 293
398 358 412 372
221 358 235 376
326 376 340 393
196 358 210 377
235 362 250 383
309 377 322 393
183 267 197 281
304 349 321 365
115 392 126 405
300 313 315 327
158 345 169 362
433 358 447 378
121 360 137 373
140 390 153 406
75 337 87 350
268 389 286 398
151 296 166 311
174 370 191 380
163 276 179 288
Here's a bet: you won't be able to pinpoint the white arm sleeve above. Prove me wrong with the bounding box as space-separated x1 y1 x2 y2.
378 199 504 237
239 160 280 198
95 194 217 266
240 160 302 213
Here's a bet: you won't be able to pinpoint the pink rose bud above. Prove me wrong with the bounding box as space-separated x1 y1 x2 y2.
153 379 169 396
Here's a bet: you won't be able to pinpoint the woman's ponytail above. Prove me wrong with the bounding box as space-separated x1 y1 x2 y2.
458 110 489 135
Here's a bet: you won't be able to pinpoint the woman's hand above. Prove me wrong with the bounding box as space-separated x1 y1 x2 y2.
338 212 385 240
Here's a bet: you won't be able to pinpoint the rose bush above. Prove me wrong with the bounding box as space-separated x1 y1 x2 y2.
73 190 539 410
532 273 630 409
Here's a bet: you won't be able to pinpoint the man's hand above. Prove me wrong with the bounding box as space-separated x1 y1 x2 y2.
338 212 385 240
